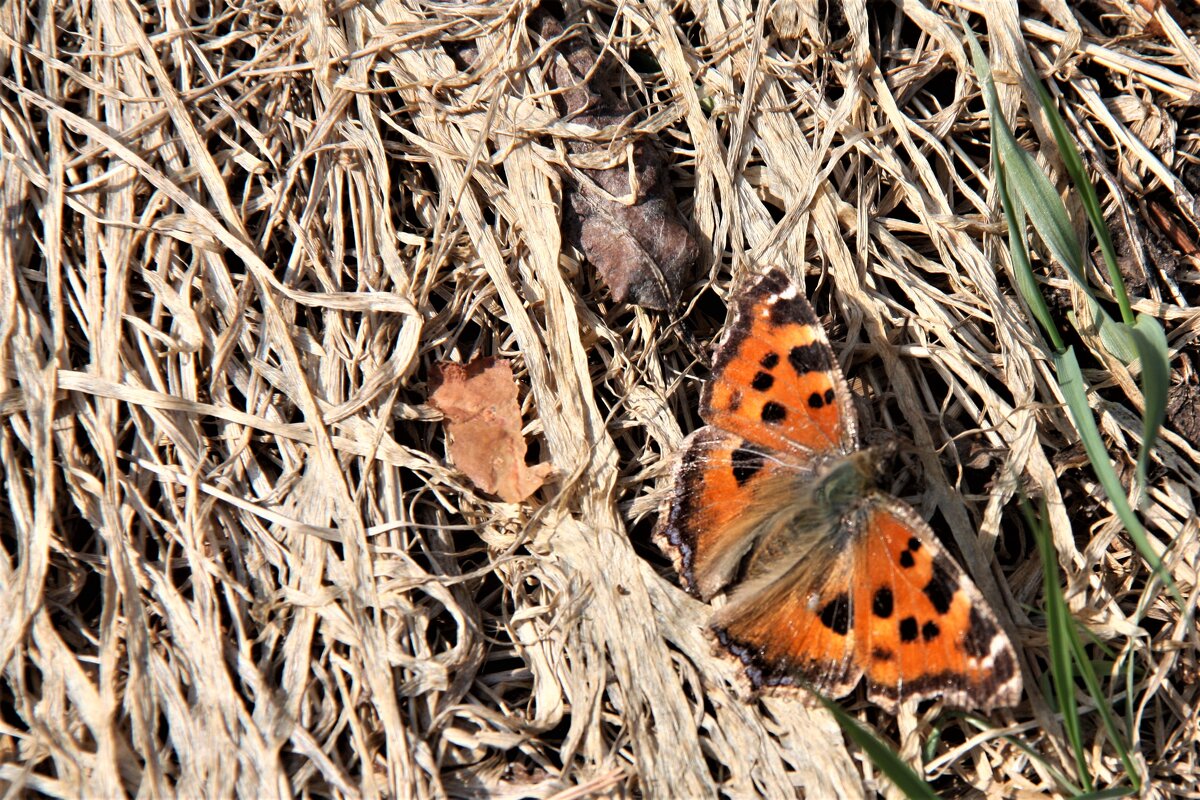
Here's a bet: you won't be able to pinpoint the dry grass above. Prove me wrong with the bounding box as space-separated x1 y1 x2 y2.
2 0 1199 796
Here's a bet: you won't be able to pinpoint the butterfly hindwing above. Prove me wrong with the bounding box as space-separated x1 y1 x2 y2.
701 269 856 458
851 501 1021 711
711 543 862 699
654 427 807 600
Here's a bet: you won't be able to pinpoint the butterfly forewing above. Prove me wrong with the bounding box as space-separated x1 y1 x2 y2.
701 270 857 458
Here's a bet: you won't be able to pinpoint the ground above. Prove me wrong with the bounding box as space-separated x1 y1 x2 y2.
1 0 1198 796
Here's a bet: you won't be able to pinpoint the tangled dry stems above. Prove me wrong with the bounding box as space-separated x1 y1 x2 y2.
1 0 1199 796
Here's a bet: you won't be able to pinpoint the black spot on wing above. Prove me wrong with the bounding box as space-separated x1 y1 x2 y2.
760 401 786 423
731 447 765 487
872 647 894 662
963 605 1000 658
760 352 779 369
819 593 851 636
899 616 919 642
989 648 1017 685
788 343 832 376
752 371 775 391
807 391 826 409
900 537 922 569
923 561 956 615
872 588 893 618
922 620 941 641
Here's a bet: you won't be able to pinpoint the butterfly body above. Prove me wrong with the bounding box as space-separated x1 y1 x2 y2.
656 269 1021 712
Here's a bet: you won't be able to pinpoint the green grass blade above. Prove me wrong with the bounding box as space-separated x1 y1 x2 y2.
1024 61 1134 324
1026 506 1142 792
1129 315 1170 498
968 24 1177 605
968 33 1063 351
1084 296 1138 364
1052 348 1181 606
993 146 1064 350
998 28 1169 413
1072 789 1137 800
1000 30 1170 534
957 710 1086 793
1025 496 1091 790
815 695 939 800
964 31 1092 302
1020 50 1171 492
1067 627 1143 791
998 137 1091 295
1122 649 1139 785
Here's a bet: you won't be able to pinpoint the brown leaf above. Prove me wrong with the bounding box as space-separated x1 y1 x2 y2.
537 13 698 310
428 357 552 503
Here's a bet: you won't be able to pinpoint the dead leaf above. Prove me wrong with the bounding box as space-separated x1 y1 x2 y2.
537 13 698 310
429 357 552 503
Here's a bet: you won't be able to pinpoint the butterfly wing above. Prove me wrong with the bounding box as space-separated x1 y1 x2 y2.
850 501 1022 711
701 268 856 458
654 426 812 600
709 525 863 699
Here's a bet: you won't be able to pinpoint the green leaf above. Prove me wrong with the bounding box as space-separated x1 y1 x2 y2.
1128 315 1170 497
965 31 1092 304
1026 496 1090 790
995 156 1064 350
1088 296 1137 364
1052 348 1181 606
1023 59 1135 324
998 137 1090 295
815 695 939 800
968 33 1063 351
968 24 1178 607
1072 789 1137 800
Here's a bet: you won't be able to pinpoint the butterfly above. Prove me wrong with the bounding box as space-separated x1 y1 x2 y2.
655 268 1022 712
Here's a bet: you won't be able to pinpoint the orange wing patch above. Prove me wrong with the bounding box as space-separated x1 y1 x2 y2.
713 558 862 699
701 270 854 457
654 427 802 600
853 504 1020 711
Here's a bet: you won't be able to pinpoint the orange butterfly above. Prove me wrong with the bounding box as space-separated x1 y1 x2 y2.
655 268 1022 711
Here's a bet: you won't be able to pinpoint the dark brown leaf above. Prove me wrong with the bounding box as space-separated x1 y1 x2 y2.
537 13 697 310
